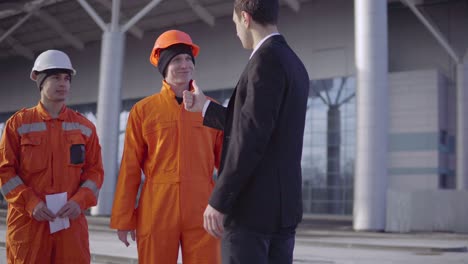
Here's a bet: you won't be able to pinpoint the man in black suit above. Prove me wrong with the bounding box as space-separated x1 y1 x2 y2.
183 0 309 263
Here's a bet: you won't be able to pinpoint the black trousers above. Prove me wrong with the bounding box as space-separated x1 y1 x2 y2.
221 226 296 264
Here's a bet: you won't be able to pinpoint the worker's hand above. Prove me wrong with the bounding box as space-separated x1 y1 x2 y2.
183 80 207 112
203 204 224 239
32 201 56 221
117 230 136 247
57 200 81 220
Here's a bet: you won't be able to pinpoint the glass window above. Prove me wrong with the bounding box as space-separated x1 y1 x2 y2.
302 76 356 215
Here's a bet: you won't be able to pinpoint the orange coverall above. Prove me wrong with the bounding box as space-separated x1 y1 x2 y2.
110 81 223 264
0 102 104 264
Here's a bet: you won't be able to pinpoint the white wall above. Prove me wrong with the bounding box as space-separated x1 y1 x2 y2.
387 70 448 190
386 189 468 233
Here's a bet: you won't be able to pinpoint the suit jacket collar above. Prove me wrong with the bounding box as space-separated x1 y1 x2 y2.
249 33 281 60
249 35 287 61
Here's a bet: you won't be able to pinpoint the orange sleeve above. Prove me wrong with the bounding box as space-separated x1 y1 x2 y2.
69 122 104 210
110 107 146 230
0 117 42 217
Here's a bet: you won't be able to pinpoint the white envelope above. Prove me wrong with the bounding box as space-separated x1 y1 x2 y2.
45 192 70 234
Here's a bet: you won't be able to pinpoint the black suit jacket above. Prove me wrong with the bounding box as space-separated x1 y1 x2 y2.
204 35 309 233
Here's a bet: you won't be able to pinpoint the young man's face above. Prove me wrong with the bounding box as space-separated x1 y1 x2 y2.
40 73 71 103
233 10 252 49
165 53 194 86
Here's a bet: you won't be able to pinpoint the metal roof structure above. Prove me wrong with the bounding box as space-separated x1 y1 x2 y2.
0 0 313 61
0 0 460 62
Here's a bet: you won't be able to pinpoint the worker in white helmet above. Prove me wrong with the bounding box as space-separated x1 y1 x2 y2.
0 49 104 263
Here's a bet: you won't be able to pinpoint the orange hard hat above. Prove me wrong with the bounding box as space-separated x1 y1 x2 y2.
149 30 200 67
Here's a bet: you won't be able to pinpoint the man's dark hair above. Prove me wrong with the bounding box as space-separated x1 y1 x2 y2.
234 0 279 26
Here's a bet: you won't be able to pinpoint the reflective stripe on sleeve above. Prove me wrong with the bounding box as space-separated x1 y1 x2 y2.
0 176 24 196
81 180 99 199
62 122 92 137
17 122 47 135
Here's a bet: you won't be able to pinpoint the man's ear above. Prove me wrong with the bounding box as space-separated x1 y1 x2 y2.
31 71 38 81
241 11 251 28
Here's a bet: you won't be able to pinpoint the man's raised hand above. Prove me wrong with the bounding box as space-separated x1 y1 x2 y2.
183 80 207 112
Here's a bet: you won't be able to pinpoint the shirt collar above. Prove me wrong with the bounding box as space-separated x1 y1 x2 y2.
162 79 194 94
249 33 281 60
162 80 194 104
162 80 175 96
37 101 67 121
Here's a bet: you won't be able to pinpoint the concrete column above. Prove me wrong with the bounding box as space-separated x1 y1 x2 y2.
76 0 161 216
353 0 388 231
456 59 468 190
91 30 125 215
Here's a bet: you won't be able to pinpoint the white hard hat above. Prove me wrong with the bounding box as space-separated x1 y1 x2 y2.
30 50 76 80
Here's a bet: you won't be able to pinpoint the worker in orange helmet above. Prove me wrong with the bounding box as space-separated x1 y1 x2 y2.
0 49 104 263
110 30 223 264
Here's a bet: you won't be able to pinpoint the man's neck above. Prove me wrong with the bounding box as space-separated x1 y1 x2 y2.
41 99 64 118
251 25 279 50
167 81 190 97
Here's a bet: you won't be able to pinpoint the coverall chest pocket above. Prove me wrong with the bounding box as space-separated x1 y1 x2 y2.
20 135 47 174
144 121 177 176
188 121 215 177
66 133 86 168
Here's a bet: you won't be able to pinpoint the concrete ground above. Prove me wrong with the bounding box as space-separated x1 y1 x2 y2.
0 212 467 263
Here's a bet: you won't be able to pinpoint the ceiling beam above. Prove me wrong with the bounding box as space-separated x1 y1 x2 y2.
0 28 34 60
185 0 215 27
400 0 460 63
94 0 144 39
122 0 163 33
6 37 35 60
33 9 84 50
0 2 22 11
0 11 34 44
283 0 300 13
0 0 46 45
0 0 62 20
77 0 108 31
0 0 46 59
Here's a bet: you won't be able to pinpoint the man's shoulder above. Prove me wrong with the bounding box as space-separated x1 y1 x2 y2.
16 106 36 115
131 93 163 113
8 107 36 121
2 107 40 133
67 109 96 129
255 37 306 72
252 43 284 63
137 93 160 105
